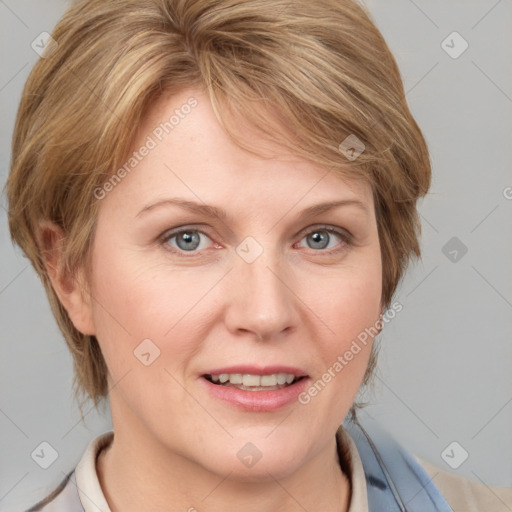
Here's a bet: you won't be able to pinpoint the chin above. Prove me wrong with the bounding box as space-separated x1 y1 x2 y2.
198 438 306 481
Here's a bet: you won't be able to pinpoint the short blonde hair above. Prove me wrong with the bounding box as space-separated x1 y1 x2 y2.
6 0 431 418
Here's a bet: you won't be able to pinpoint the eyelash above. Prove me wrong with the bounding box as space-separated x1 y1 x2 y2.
159 224 353 257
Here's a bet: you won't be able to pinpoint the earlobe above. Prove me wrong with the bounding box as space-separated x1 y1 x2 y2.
36 221 96 336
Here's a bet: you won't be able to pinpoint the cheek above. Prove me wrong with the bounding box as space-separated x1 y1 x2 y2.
293 257 381 422
87 250 210 369
313 259 382 341
303 257 382 394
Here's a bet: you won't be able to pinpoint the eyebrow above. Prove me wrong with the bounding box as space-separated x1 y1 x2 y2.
135 197 369 221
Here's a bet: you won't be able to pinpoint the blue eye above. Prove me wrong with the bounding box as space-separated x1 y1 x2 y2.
163 229 212 252
160 225 351 256
298 227 350 252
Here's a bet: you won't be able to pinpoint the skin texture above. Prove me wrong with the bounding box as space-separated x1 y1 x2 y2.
43 87 383 512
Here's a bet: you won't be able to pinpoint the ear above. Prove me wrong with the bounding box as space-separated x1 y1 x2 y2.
36 220 96 336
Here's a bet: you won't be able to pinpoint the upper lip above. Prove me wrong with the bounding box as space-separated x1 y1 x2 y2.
203 365 309 377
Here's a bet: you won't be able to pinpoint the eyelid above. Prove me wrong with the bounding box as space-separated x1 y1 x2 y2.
298 223 353 242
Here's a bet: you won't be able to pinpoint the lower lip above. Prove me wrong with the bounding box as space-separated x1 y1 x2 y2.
200 376 310 412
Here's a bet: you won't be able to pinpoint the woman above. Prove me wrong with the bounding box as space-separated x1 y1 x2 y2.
6 0 512 510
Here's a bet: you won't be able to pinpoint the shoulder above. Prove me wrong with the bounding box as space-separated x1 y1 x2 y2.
415 454 512 512
342 413 512 512
24 471 82 512
24 431 113 512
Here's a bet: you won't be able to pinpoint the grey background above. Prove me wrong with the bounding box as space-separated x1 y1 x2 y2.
1 0 511 510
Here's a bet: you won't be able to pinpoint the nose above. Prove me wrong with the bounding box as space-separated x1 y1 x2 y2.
224 249 300 342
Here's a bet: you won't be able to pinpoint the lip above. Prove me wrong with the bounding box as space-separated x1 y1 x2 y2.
200 374 310 413
203 365 308 377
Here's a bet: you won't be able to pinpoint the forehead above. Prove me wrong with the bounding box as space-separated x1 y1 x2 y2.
105 87 374 214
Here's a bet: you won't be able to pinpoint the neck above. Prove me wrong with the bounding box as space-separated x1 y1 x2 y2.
96 425 351 512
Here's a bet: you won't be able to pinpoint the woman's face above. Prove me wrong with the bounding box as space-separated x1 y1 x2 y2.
83 87 382 479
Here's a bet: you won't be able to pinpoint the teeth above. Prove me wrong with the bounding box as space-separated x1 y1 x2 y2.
209 373 298 387
260 375 277 386
228 374 242 384
243 374 261 386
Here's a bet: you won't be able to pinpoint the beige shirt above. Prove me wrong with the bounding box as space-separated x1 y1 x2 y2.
50 425 512 512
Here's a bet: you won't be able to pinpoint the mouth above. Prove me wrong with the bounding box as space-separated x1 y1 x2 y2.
200 368 311 412
203 373 306 392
